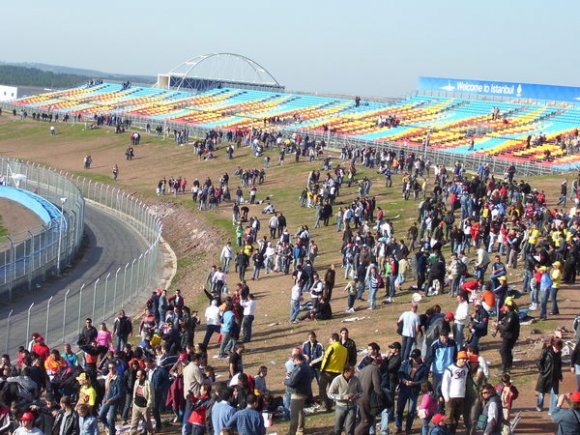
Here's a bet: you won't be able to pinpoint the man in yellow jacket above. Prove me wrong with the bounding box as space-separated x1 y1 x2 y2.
319 333 348 412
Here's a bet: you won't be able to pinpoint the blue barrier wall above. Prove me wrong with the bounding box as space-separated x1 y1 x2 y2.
418 76 580 104
0 186 63 227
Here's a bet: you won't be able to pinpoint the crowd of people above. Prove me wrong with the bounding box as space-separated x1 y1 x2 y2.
2 116 580 435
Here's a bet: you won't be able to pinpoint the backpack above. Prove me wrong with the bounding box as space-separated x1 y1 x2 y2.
457 260 467 277
376 273 385 289
230 320 240 340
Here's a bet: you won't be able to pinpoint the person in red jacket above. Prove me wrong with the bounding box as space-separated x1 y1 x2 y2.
187 383 212 432
31 336 50 362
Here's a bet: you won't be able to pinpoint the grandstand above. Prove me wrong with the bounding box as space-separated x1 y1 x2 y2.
8 65 580 172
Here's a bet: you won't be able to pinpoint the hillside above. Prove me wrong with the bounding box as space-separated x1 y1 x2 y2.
0 63 155 89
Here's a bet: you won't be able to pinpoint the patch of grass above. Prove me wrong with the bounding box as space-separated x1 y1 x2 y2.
71 171 116 185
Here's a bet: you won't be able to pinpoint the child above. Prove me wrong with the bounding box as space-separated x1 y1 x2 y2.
344 278 358 313
417 381 437 435
429 413 450 434
495 373 519 421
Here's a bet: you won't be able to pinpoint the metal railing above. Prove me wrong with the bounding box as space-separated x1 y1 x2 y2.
0 164 163 355
0 158 85 298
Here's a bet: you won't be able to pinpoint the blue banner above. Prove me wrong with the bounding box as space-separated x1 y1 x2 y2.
418 76 580 104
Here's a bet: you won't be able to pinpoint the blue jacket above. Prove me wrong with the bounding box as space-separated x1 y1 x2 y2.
398 360 429 394
429 339 457 374
226 407 265 435
211 400 237 435
104 375 125 404
78 415 98 435
149 366 170 395
221 311 235 334
284 360 312 397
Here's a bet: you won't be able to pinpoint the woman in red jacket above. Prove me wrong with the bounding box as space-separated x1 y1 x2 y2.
187 383 212 434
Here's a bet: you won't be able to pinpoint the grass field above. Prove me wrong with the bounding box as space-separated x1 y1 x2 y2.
0 114 578 434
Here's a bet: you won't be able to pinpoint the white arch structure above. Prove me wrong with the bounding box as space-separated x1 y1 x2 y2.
161 52 281 91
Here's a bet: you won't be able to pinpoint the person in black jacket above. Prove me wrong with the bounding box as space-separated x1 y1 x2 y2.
113 310 133 352
376 342 402 435
78 318 98 346
495 300 520 374
284 353 312 435
535 337 563 414
145 357 170 431
339 328 357 368
52 396 79 435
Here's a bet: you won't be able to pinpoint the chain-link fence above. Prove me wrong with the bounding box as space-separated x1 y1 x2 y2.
0 158 85 299
0 162 163 354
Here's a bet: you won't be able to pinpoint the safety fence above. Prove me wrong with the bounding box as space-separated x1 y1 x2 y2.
0 158 85 298
0 162 163 355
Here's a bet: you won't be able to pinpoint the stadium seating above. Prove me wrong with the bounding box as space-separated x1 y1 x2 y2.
12 82 580 169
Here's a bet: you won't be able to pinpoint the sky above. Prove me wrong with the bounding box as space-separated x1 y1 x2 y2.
2 1 579 98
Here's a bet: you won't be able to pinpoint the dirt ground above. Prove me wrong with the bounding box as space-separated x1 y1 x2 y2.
0 116 578 434
0 198 44 245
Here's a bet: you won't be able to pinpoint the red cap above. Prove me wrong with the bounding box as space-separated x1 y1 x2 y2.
444 312 454 321
20 412 35 421
570 391 580 402
432 413 446 424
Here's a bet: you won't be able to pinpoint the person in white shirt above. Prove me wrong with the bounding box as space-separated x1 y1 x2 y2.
290 280 303 323
211 267 226 293
397 303 421 360
441 351 469 433
265 242 276 274
454 291 470 350
202 300 221 349
220 242 234 273
240 294 257 342
181 353 204 432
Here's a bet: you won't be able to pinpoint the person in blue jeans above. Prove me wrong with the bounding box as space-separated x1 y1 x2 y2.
396 349 429 433
539 267 553 320
397 303 420 361
99 362 125 435
535 337 563 415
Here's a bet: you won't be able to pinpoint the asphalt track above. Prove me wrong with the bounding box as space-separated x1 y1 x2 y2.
0 202 149 356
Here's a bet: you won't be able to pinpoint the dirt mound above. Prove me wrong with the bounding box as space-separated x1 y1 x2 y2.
149 200 223 296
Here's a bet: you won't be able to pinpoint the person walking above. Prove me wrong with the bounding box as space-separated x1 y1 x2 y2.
495 299 520 374
202 300 221 349
397 302 421 361
129 369 154 435
550 261 562 316
113 310 133 352
355 357 383 435
535 337 563 415
395 349 429 434
145 357 171 431
220 242 234 274
328 364 363 435
319 333 348 412
441 350 469 434
284 353 312 435
217 302 236 359
99 362 125 435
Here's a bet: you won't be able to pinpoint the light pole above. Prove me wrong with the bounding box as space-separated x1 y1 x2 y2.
56 197 67 275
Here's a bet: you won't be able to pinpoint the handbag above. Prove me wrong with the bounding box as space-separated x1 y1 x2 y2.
397 322 404 336
476 413 488 430
417 408 428 420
